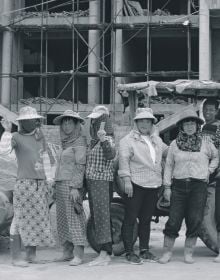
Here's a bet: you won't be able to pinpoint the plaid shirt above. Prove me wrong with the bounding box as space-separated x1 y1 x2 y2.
86 136 116 181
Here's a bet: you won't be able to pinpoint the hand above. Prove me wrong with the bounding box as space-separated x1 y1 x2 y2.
124 179 133 198
163 188 172 202
47 178 55 186
69 188 80 202
97 129 107 142
1 118 12 132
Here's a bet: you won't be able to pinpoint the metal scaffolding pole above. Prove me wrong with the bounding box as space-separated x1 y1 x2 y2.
72 0 75 111
39 0 44 115
187 0 192 80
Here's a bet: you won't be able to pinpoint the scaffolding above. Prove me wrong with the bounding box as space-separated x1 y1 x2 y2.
0 0 200 121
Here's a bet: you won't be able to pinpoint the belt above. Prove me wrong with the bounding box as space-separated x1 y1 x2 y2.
174 178 192 182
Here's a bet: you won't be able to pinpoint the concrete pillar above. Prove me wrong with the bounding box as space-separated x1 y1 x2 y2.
11 33 24 103
87 0 100 104
199 0 211 80
1 0 13 106
114 0 123 103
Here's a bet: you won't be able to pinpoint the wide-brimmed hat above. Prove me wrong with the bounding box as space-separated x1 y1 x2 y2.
53 110 85 125
16 106 44 121
133 108 157 123
176 109 204 126
87 105 109 119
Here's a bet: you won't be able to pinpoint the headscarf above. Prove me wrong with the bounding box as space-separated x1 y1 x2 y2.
90 114 114 149
60 120 83 150
176 121 202 152
18 119 46 151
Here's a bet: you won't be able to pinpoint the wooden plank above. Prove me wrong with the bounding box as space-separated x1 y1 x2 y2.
0 105 18 125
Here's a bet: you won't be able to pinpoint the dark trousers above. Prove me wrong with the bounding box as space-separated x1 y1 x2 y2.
215 180 220 233
164 179 208 238
122 183 159 253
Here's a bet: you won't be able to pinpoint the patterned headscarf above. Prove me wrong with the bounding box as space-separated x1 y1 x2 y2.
176 121 202 152
60 119 84 150
90 114 114 149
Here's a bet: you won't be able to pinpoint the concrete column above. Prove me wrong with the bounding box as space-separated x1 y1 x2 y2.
11 33 24 103
114 0 123 103
1 0 13 106
199 0 211 80
87 0 100 104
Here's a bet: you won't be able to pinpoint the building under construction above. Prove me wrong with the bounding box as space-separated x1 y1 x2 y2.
0 0 219 123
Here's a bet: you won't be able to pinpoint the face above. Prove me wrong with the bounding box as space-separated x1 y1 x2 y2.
182 120 197 135
136 119 153 135
20 119 40 132
203 104 217 123
61 118 77 135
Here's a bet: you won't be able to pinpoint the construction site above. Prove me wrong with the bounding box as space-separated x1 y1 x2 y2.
1 2 220 279
1 0 219 125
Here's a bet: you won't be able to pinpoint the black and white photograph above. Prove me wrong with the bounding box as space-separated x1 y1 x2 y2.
0 0 220 279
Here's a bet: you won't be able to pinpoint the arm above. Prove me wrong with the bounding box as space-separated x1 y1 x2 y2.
163 142 175 187
161 140 169 159
69 145 87 189
118 136 134 197
118 137 133 179
207 142 219 174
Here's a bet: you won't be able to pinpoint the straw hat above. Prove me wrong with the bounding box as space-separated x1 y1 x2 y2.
87 105 109 119
133 108 157 123
16 106 44 121
176 109 204 126
53 110 85 125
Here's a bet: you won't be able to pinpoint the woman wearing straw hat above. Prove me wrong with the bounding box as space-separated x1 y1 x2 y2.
86 105 116 266
118 108 168 265
159 109 219 264
53 110 87 266
1 106 55 267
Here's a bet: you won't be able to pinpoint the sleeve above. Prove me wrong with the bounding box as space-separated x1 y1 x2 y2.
118 136 133 178
69 144 87 189
163 142 175 187
161 140 169 158
207 142 219 174
0 132 16 161
42 151 53 181
100 136 116 160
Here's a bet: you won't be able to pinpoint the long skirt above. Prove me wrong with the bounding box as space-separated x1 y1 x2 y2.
10 179 55 247
87 179 112 245
56 182 86 246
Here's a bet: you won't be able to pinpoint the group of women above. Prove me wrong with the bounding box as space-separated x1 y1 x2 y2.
0 98 220 267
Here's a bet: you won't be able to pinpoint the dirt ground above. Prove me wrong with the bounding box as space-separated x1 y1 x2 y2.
0 219 219 280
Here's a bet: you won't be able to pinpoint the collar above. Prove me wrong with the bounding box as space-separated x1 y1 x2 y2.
130 129 157 143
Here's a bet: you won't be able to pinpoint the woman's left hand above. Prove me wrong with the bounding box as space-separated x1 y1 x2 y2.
69 188 80 202
97 129 107 142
